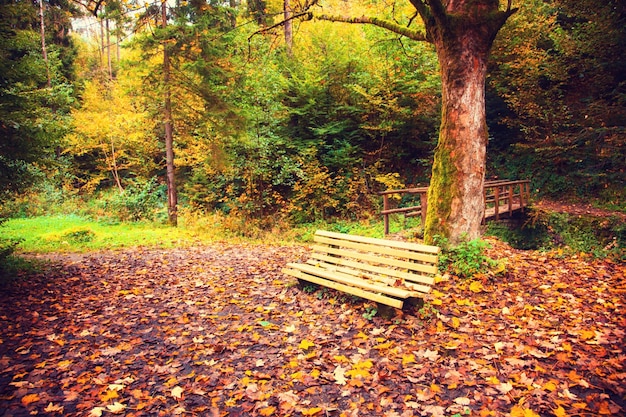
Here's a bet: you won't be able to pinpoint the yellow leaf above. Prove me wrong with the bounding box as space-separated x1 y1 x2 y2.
106 402 127 414
164 376 178 387
302 407 323 416
430 383 441 393
57 360 72 369
553 406 567 417
171 386 184 399
299 339 315 350
469 281 484 293
542 381 558 392
451 317 460 329
100 389 119 402
259 406 277 416
402 354 416 365
373 341 393 350
21 393 40 406
431 298 443 306
579 330 595 340
486 376 500 385
431 289 445 298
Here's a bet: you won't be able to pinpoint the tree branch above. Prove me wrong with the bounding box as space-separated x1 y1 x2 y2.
249 11 313 40
315 14 428 42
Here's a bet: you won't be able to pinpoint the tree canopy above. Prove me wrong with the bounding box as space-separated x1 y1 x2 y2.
0 0 623 238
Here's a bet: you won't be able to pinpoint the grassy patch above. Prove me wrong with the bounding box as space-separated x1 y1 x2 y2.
0 212 426 254
0 215 211 253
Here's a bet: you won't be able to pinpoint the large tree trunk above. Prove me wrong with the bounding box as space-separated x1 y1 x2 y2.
420 0 514 245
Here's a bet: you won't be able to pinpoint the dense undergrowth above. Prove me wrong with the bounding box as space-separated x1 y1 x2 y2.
2 193 624 288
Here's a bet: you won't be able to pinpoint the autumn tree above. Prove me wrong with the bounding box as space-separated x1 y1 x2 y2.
0 0 77 201
313 0 517 244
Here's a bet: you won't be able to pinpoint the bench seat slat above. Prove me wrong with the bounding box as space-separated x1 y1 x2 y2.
315 230 440 254
305 259 433 295
308 253 435 287
283 268 405 309
315 235 439 265
311 244 438 275
285 263 416 298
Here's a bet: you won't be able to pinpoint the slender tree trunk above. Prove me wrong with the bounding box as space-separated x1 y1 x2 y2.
284 0 293 57
106 18 112 79
116 20 121 63
99 19 105 70
110 139 124 193
38 0 50 87
161 0 178 226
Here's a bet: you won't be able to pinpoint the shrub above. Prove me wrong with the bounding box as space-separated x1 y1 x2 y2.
435 235 498 279
100 178 166 222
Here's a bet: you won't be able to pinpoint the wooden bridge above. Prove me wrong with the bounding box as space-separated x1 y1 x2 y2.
380 179 531 235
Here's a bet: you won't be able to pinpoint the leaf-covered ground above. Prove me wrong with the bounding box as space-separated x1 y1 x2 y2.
0 241 624 417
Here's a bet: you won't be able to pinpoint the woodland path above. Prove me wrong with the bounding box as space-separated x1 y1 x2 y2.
0 240 624 417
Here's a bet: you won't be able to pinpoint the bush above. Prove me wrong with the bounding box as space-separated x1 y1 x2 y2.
100 178 166 222
435 235 498 279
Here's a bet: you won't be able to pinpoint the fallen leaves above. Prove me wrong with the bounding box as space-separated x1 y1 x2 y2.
0 243 624 416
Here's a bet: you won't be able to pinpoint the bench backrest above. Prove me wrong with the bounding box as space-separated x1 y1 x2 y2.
311 230 439 293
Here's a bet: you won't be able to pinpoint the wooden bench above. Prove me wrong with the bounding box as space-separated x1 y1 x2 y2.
283 230 440 309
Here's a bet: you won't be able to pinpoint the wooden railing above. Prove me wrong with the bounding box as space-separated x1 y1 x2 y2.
379 179 531 235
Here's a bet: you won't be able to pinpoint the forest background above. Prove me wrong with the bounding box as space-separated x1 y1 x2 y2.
1 0 624 246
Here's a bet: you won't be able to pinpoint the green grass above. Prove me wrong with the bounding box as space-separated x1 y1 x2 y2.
0 215 212 253
0 213 424 254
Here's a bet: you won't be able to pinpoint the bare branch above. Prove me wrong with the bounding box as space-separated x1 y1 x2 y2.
248 11 313 40
316 14 428 42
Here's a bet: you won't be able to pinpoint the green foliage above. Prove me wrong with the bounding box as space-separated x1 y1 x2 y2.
486 210 625 260
488 0 626 204
0 0 77 200
100 178 166 222
435 236 497 279
416 302 438 321
362 306 378 321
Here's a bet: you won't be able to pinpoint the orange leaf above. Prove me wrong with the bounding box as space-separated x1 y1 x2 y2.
553 406 567 417
301 407 323 416
510 405 540 417
597 401 612 415
100 389 119 402
259 406 276 416
21 393 40 406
